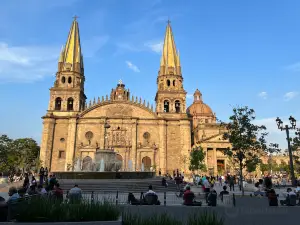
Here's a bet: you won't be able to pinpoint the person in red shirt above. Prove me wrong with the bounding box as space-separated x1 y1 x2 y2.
183 186 195 205
53 183 63 203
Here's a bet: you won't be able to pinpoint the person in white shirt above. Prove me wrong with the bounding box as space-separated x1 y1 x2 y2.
145 185 157 196
68 184 82 203
280 188 297 206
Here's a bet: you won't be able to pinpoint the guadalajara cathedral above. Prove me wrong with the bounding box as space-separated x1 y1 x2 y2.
40 18 231 175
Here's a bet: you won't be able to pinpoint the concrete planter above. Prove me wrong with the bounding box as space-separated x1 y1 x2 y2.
0 222 122 225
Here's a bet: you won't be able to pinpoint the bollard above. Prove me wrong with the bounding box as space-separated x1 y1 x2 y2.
164 192 166 206
140 192 143 205
91 191 94 204
116 191 119 205
233 193 236 207
65 190 69 203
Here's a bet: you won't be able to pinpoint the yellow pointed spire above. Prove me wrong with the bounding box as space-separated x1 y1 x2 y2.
159 20 181 76
61 16 83 72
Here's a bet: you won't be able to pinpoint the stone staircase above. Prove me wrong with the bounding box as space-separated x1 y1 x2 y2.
59 178 178 193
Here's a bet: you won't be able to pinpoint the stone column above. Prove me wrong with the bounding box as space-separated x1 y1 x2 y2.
40 117 56 170
131 119 137 171
65 118 77 171
213 148 217 175
158 120 167 174
180 120 191 173
204 148 208 167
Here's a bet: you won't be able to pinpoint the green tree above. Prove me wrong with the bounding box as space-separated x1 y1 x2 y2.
222 106 269 195
11 138 40 172
189 146 206 173
0 135 14 172
0 135 40 176
260 163 269 174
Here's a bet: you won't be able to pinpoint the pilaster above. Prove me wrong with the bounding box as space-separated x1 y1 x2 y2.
213 148 217 175
40 117 56 170
158 120 167 174
65 118 77 171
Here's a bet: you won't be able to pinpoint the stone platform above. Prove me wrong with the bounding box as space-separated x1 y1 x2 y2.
54 171 155 180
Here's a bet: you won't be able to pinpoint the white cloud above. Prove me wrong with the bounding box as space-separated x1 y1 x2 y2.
258 91 267 99
126 61 140 73
285 62 300 72
284 91 298 101
0 42 59 83
144 41 163 53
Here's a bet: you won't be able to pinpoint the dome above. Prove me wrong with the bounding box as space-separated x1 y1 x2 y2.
187 89 214 116
187 101 214 116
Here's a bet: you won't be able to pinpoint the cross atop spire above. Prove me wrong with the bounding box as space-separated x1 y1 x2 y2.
73 15 79 21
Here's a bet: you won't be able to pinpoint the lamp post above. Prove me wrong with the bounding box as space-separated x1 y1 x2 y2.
103 120 111 149
276 116 297 186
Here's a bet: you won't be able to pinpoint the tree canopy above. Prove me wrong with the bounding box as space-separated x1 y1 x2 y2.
222 106 273 194
0 135 40 175
189 146 206 172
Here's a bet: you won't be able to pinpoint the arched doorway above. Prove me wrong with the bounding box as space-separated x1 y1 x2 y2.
142 156 151 171
116 154 123 171
82 156 92 171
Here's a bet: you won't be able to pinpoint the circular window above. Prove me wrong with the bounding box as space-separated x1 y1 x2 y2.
85 131 94 140
143 132 150 140
60 138 65 142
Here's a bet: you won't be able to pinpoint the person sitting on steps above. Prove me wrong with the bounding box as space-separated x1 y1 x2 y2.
219 185 229 202
280 188 297 206
144 185 160 205
207 190 217 207
183 186 202 206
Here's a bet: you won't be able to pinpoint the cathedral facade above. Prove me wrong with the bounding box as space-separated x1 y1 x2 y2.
40 18 231 175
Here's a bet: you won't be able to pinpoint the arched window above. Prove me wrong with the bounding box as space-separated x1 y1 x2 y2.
175 100 181 113
67 97 74 111
167 79 170 86
68 77 72 84
55 97 62 110
164 100 169 113
173 80 176 86
61 76 66 83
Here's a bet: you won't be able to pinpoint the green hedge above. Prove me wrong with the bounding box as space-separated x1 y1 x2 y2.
14 197 120 222
123 212 224 225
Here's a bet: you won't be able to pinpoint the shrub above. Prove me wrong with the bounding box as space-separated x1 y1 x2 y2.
188 211 224 225
14 196 120 222
123 213 181 225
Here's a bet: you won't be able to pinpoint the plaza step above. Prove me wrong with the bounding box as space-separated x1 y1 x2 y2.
59 178 178 193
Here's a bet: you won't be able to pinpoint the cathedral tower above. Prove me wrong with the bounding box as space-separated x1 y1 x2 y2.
49 17 86 113
155 21 187 116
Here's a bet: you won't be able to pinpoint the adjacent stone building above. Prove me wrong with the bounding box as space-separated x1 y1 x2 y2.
40 18 231 175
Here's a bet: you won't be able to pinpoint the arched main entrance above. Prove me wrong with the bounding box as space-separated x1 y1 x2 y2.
116 154 123 171
82 156 92 171
142 156 151 171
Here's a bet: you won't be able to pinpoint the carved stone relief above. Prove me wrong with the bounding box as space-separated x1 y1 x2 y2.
106 105 133 117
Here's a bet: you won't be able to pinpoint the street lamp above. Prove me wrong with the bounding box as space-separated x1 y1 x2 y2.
275 116 297 186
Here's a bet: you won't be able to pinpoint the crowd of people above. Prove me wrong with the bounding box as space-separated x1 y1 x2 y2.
0 168 84 222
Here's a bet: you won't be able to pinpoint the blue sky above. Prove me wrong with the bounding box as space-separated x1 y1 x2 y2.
0 0 300 149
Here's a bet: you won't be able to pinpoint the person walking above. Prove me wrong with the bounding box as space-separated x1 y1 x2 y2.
39 167 44 185
229 175 235 191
